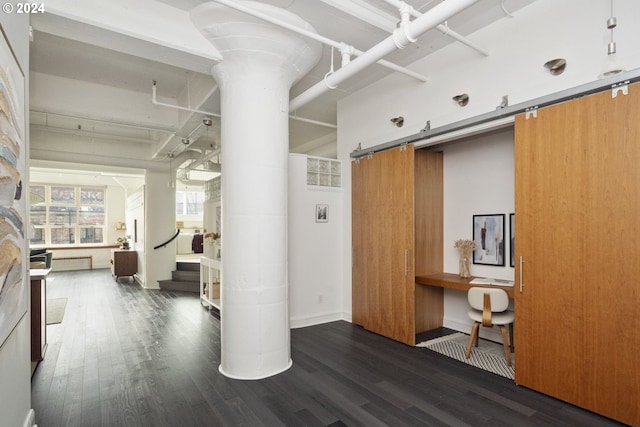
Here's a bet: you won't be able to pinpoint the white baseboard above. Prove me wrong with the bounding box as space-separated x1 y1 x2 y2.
290 311 343 329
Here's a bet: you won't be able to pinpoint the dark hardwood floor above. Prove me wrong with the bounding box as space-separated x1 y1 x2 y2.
32 269 626 427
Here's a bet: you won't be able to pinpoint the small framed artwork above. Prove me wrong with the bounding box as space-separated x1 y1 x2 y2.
509 213 515 267
316 204 328 223
473 214 505 266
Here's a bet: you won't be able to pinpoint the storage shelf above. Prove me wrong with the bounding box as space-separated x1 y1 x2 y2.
200 256 221 311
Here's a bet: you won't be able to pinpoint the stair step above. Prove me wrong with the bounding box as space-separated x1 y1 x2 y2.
172 270 199 281
176 261 199 272
159 280 199 293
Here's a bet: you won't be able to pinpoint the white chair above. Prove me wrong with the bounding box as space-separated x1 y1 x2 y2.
465 287 514 366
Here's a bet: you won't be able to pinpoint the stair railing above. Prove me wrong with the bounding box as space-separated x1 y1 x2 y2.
154 229 180 250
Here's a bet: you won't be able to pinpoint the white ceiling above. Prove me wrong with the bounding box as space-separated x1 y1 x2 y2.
28 0 536 181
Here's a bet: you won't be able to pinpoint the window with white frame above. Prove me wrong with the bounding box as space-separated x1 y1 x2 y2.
29 185 106 245
176 190 204 216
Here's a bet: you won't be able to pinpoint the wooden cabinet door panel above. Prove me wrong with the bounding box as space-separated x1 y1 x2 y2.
515 83 640 426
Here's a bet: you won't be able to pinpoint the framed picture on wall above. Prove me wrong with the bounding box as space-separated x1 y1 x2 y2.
473 214 505 266
509 213 515 267
316 204 328 223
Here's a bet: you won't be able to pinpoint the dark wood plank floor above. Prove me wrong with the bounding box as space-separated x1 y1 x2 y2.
32 269 626 427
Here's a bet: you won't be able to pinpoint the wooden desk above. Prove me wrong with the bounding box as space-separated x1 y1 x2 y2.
414 272 515 331
416 272 515 299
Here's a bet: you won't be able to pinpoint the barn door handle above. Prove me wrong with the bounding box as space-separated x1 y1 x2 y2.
404 250 408 276
519 256 524 293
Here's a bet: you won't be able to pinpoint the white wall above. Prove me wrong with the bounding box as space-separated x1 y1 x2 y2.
288 154 343 327
439 129 514 341
0 11 34 427
337 0 640 328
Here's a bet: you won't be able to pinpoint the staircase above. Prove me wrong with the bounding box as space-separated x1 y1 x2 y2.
159 261 200 293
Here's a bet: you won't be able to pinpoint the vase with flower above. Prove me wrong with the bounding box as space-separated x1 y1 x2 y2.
454 239 475 278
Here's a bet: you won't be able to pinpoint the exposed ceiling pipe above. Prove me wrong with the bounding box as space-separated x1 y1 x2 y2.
209 0 428 83
289 115 337 128
30 148 168 171
151 81 336 129
290 0 479 111
382 0 489 56
31 109 175 134
152 80 221 117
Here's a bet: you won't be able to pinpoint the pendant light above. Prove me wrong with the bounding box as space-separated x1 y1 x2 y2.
168 153 175 189
599 0 625 79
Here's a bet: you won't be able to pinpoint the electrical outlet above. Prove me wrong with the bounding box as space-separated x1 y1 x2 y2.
318 294 324 304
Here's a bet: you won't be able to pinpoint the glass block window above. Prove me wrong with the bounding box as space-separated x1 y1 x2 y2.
306 156 341 188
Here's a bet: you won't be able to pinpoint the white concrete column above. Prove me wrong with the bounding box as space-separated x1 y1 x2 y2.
143 169 176 289
191 1 321 379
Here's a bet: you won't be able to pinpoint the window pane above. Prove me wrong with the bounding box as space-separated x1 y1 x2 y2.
50 186 76 204
79 206 105 225
30 205 46 225
51 227 75 245
186 191 204 215
80 188 104 205
30 185 45 203
80 227 103 244
49 206 77 225
30 228 45 245
176 191 185 215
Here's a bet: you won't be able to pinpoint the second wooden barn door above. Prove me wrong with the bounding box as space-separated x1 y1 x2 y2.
514 83 640 426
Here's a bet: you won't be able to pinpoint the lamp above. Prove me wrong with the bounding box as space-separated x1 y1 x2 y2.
599 0 625 79
452 93 469 107
544 58 566 76
167 153 175 189
390 116 404 127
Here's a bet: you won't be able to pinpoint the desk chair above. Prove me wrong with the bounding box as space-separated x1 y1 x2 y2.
465 287 514 366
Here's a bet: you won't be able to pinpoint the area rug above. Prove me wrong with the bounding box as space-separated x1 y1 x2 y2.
46 298 67 325
417 332 514 379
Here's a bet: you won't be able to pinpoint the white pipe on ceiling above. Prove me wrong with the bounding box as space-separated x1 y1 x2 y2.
290 0 480 111
209 0 428 83
151 81 337 129
381 0 489 56
152 81 221 117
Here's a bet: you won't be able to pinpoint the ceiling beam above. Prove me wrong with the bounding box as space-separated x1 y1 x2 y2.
31 0 222 74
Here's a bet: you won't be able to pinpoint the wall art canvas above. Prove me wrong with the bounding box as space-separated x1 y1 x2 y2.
0 26 26 347
473 214 505 266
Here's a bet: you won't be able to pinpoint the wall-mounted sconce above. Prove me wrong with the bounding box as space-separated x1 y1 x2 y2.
390 116 404 127
544 58 567 75
452 93 469 107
